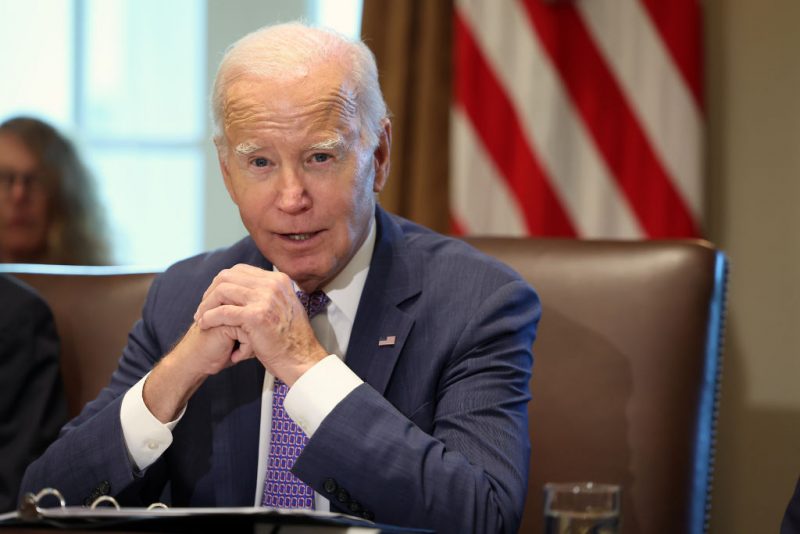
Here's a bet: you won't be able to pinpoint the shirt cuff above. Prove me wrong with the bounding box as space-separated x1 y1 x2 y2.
284 355 363 437
120 372 185 471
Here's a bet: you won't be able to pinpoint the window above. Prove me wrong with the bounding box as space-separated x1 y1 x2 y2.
0 0 205 266
80 0 206 266
0 0 364 266
312 0 364 39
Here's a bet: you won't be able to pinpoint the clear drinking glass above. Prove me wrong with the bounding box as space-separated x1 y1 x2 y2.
543 482 621 534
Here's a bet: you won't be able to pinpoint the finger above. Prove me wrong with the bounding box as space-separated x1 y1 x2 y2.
231 263 275 276
199 267 292 315
194 281 254 321
230 341 255 364
197 303 250 330
201 265 264 302
200 267 250 307
227 265 294 296
211 326 251 368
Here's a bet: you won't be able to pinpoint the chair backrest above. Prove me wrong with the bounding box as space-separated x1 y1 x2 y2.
2 238 727 534
464 238 727 534
1 264 158 418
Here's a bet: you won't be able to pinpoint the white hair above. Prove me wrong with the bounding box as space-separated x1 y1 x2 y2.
211 22 387 151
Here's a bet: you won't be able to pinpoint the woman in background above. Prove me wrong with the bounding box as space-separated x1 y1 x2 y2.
0 117 108 264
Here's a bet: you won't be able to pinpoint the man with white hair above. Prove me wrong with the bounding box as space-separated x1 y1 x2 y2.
21 22 540 534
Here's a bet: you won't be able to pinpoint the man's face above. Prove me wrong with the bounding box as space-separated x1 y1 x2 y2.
218 66 390 292
0 133 50 262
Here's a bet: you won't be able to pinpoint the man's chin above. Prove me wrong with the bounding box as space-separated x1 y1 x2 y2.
273 261 328 291
293 275 329 293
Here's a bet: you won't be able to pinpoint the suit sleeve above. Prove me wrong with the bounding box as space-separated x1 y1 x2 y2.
19 276 170 507
0 287 66 512
293 278 539 534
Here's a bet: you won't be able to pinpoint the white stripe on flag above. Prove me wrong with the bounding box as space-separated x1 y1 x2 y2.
577 0 704 221
450 107 527 236
456 0 644 238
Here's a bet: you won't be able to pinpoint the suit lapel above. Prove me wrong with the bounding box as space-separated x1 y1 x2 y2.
346 208 421 395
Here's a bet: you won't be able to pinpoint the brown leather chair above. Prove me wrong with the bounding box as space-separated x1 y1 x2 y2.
2 237 727 534
464 238 727 534
0 265 157 418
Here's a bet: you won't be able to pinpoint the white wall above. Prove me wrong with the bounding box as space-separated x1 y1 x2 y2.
706 0 800 531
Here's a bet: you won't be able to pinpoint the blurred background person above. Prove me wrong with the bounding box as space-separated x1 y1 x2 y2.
0 117 109 265
783 477 800 534
0 274 67 512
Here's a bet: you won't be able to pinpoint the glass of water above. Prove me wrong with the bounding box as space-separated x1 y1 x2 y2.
543 482 621 534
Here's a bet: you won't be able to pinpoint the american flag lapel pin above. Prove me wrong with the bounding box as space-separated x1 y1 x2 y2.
378 335 396 347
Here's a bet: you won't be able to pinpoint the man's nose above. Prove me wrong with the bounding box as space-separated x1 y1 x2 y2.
275 169 311 214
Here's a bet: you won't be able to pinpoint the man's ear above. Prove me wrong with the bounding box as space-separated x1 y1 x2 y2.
372 119 392 193
215 140 239 205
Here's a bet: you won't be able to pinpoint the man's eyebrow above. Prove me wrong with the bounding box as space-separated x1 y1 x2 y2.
234 141 261 156
308 134 347 152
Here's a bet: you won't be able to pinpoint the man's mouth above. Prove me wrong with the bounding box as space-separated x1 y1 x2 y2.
281 231 320 241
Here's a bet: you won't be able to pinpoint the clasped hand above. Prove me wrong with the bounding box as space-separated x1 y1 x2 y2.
189 264 328 385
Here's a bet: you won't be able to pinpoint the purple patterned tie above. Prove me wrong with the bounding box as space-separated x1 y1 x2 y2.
261 290 330 510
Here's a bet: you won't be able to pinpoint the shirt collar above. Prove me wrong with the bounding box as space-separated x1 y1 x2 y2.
276 215 376 325
321 216 376 325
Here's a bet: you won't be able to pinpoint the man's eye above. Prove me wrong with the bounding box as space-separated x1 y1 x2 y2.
311 153 331 163
252 157 269 167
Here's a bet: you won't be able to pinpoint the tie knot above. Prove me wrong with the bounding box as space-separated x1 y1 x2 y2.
296 290 330 319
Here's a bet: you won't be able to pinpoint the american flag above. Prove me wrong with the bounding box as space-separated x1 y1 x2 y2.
450 0 704 239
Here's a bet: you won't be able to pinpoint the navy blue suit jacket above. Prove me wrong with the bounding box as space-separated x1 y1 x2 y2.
0 275 66 512
21 207 540 533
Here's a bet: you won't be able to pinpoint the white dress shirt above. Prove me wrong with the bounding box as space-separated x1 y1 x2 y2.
119 218 376 511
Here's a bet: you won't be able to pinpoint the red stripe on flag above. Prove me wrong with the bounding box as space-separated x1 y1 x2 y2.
449 213 467 236
453 11 576 237
639 0 704 112
521 0 700 238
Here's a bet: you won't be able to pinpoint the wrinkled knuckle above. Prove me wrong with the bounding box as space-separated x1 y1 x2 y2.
264 278 284 295
251 304 272 324
214 268 231 284
219 281 236 294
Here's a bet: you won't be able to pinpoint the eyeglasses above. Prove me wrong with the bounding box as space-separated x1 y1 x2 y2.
0 168 47 194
